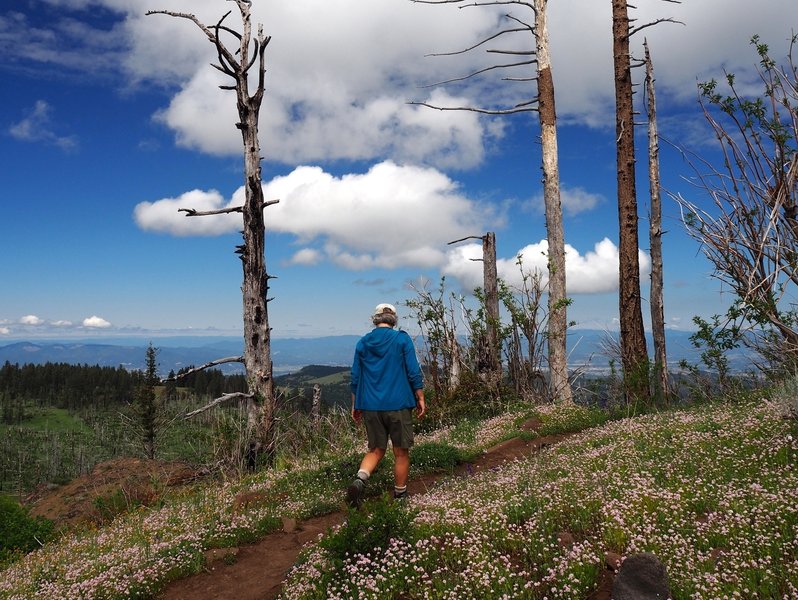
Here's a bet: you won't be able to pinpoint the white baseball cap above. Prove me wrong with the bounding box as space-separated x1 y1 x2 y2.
373 303 397 316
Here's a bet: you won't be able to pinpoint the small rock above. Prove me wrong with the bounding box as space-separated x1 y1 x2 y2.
612 552 671 600
204 547 239 565
282 517 297 533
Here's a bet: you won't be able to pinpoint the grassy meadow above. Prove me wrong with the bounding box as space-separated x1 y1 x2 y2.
0 377 796 599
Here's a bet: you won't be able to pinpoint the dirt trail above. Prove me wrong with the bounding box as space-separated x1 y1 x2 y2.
159 426 614 600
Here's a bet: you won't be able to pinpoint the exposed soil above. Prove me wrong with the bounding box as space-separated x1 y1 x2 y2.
25 457 207 528
25 420 615 599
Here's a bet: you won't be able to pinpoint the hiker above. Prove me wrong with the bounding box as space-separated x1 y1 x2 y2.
347 303 426 507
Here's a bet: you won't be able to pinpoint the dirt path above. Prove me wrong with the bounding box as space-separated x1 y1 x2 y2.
159 426 614 600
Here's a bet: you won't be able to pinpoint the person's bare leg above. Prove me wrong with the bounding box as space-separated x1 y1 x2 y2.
348 447 386 508
359 447 386 475
392 447 410 488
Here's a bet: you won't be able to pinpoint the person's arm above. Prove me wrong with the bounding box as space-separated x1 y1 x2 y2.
350 344 362 423
415 388 426 419
351 393 362 423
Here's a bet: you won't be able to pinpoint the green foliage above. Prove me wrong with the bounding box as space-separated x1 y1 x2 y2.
0 495 54 564
129 343 164 460
411 442 464 474
690 314 740 383
688 35 798 373
535 404 609 437
419 370 517 431
320 496 415 564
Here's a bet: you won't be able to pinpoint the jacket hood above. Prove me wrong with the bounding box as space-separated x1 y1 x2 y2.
363 327 398 358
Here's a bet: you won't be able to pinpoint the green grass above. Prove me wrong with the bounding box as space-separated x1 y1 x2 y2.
2 407 92 435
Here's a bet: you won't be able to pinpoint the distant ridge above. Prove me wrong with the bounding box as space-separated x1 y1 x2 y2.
0 330 755 375
0 336 361 375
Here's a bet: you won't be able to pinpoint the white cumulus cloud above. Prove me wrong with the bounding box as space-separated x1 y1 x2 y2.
442 237 651 295
83 316 111 328
20 315 44 326
135 161 501 270
7 0 795 166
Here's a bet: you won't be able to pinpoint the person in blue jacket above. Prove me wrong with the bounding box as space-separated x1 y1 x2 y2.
347 303 426 507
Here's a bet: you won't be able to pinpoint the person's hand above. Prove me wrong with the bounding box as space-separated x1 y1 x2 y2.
416 397 426 419
351 407 363 423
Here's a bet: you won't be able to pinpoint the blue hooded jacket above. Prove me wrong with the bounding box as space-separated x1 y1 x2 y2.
350 327 424 411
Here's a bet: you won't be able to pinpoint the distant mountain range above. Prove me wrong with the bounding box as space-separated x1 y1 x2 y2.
0 330 755 376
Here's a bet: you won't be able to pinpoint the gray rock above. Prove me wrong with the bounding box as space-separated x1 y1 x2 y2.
612 552 671 600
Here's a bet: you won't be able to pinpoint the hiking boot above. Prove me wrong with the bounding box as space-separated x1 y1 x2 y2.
346 478 365 509
393 489 408 503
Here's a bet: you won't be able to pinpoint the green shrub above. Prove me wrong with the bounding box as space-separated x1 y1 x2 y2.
321 496 415 564
0 495 54 564
411 442 463 474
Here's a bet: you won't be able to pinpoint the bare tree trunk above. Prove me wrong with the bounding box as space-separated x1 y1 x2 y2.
612 0 649 402
535 0 572 404
483 231 501 381
644 40 670 403
148 1 276 465
236 14 275 462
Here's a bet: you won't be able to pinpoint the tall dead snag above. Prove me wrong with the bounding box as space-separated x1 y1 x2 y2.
611 1 681 403
483 232 501 380
534 0 572 403
148 1 278 465
644 39 670 402
448 233 501 385
411 0 572 403
611 0 649 402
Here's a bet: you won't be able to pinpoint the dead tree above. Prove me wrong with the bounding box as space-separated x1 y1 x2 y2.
672 35 798 374
611 0 681 403
449 233 502 384
644 39 670 402
148 1 279 465
411 0 572 403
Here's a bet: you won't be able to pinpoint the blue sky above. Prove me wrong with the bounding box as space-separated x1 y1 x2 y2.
1 0 795 341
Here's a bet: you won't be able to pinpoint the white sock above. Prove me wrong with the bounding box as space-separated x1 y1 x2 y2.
357 469 370 481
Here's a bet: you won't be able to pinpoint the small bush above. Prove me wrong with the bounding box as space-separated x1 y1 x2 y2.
411 442 463 474
321 496 415 564
0 495 54 564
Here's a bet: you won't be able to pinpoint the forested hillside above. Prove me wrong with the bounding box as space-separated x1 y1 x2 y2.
0 362 348 494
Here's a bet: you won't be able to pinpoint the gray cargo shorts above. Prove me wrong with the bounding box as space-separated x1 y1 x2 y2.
363 408 415 449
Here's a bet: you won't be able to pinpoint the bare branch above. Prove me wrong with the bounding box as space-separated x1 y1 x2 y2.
448 235 485 245
162 356 245 383
184 392 254 419
412 0 535 8
488 49 535 55
420 59 536 88
426 27 528 57
178 199 279 217
408 101 537 114
629 18 684 38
